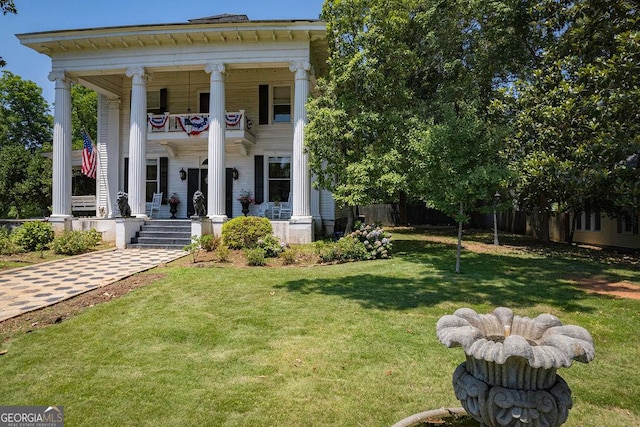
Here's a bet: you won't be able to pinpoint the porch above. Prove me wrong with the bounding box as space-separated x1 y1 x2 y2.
66 215 309 249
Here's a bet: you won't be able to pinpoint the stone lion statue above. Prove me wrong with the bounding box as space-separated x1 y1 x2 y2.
116 191 131 217
192 190 206 217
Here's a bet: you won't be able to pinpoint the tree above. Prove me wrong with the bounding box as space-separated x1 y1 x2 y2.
71 84 97 150
503 1 640 241
0 0 17 67
0 71 52 150
306 0 421 232
415 108 508 272
0 71 52 218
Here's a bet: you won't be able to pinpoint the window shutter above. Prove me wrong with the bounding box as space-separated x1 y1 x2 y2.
159 88 167 112
254 155 264 204
124 157 129 193
259 85 269 125
160 157 168 204
617 217 623 233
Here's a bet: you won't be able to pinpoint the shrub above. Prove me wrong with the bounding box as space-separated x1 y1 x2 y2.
52 229 101 255
200 234 221 252
279 247 298 265
348 223 392 259
0 226 22 255
314 240 339 263
11 221 54 252
314 237 368 263
245 247 266 266
334 236 370 261
222 216 273 249
215 244 231 262
257 234 286 258
314 225 391 263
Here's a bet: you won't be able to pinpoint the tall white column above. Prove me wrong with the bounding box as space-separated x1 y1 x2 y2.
289 61 312 219
106 96 121 218
205 63 226 219
126 66 147 218
48 71 72 219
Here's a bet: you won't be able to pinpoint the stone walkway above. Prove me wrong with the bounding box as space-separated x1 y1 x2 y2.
0 248 186 322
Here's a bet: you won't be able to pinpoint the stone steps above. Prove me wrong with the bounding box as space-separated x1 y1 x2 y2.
128 219 192 250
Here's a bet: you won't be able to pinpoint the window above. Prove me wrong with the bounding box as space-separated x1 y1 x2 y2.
577 211 602 232
146 159 158 203
272 86 291 123
268 156 291 202
584 210 591 231
617 215 638 234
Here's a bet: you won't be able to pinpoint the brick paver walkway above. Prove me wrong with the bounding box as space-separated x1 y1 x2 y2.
0 248 186 322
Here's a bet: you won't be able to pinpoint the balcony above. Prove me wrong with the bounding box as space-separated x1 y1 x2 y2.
146 110 255 155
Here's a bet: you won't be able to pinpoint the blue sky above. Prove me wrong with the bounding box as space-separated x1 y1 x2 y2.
2 0 325 106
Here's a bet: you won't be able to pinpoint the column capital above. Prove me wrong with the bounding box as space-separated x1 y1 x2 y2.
125 66 147 84
48 71 71 89
289 61 311 78
47 70 68 82
106 97 121 108
205 63 226 78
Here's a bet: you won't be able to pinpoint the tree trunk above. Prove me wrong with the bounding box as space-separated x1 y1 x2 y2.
345 205 356 233
398 191 408 226
568 210 579 244
456 202 464 274
532 197 550 243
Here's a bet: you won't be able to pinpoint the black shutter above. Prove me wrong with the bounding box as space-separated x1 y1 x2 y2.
254 155 264 204
160 157 168 204
617 217 623 233
259 85 269 125
124 157 129 193
159 88 167 112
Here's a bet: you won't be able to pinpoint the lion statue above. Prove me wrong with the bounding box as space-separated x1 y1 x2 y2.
192 190 206 217
116 191 131 217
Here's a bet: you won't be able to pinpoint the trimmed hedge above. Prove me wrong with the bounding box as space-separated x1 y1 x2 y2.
222 216 273 249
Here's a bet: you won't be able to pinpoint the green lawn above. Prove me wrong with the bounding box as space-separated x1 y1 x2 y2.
1 229 639 426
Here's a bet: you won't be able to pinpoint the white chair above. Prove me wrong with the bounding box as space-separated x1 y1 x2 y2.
278 193 292 219
256 202 272 218
146 192 163 218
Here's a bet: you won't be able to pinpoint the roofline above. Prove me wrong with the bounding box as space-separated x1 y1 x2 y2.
16 18 325 39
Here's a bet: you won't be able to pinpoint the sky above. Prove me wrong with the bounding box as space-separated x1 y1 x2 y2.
1 0 325 107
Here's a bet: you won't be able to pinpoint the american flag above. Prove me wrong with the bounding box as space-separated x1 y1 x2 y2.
81 130 96 179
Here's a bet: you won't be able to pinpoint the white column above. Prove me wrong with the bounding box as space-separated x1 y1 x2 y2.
125 67 147 218
48 71 72 219
106 96 121 218
289 61 312 219
205 63 226 220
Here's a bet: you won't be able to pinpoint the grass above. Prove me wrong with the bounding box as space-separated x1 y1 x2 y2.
0 229 639 426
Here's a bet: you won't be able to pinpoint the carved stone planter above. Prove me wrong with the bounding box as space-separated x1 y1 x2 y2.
437 307 595 427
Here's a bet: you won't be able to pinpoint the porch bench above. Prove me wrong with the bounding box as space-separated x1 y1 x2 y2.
71 195 97 216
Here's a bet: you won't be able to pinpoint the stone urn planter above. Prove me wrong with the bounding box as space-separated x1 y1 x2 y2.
436 307 595 427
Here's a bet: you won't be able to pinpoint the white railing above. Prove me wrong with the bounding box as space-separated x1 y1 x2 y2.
147 110 253 135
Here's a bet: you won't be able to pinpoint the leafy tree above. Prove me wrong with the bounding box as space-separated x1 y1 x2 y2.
0 0 17 67
0 71 52 150
415 108 508 273
0 144 52 218
306 0 420 232
502 1 640 241
71 84 97 150
0 71 52 218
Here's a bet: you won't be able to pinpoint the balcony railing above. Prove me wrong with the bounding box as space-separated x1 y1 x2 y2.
147 110 253 136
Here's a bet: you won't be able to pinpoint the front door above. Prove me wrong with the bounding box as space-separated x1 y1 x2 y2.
187 168 207 217
186 168 234 217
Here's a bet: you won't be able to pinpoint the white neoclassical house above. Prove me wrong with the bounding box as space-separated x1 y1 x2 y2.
17 14 334 246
